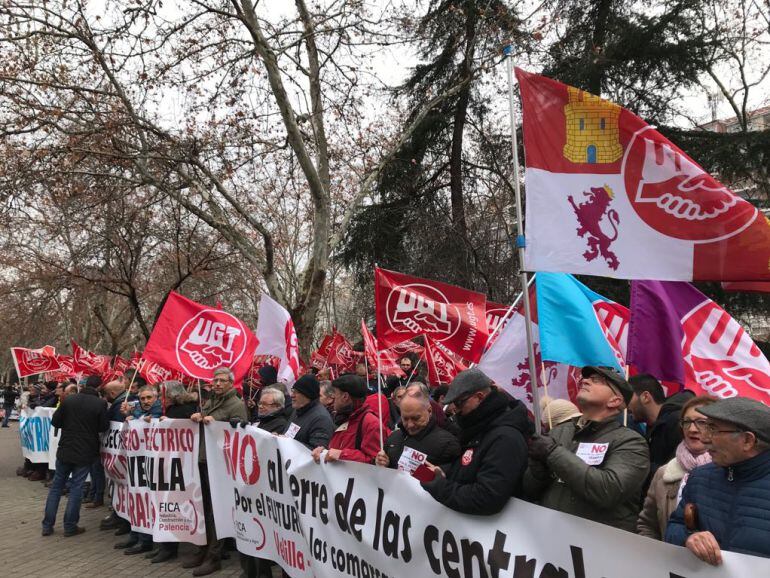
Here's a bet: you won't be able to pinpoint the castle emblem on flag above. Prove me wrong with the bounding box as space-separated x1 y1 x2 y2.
569 185 620 270
563 87 622 164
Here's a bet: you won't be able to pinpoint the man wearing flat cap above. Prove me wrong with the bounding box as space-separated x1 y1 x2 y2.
523 366 649 531
665 397 770 563
420 368 533 515
311 374 388 464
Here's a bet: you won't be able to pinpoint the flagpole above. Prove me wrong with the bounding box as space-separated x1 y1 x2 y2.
481 274 536 353
403 353 423 388
376 351 384 451
505 45 543 429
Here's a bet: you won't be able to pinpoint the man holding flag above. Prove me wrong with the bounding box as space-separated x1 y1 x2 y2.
524 366 649 532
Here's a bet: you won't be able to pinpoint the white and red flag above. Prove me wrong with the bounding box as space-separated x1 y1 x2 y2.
254 293 301 386
10 346 60 378
423 336 467 386
361 320 404 377
143 291 259 385
516 68 770 281
374 267 489 363
71 340 111 374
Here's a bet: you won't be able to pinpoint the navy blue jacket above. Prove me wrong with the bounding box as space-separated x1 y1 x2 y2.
665 451 770 558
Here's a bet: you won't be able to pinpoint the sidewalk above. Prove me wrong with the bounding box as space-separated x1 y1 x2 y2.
0 422 245 577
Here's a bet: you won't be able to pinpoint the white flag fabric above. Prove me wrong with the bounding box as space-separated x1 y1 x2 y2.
255 293 301 386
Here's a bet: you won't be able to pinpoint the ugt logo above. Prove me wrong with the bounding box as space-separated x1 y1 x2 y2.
23 350 51 372
176 311 247 377
386 283 460 338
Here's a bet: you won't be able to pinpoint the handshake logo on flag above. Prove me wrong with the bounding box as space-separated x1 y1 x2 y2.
388 285 458 337
178 313 246 372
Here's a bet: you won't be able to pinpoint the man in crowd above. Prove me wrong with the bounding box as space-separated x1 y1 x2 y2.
122 385 162 421
248 386 290 433
311 374 386 465
287 374 334 450
188 367 248 576
2 382 18 427
375 382 460 469
319 380 335 414
524 366 650 532
666 397 770 563
42 381 109 537
99 381 133 534
628 373 694 480
421 368 532 515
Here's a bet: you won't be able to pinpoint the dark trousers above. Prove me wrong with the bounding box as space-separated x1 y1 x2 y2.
200 463 223 561
88 458 105 501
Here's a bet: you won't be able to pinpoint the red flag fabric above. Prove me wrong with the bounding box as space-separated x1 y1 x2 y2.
516 68 770 281
55 355 77 377
10 347 60 378
113 355 130 373
386 339 425 359
309 333 335 369
424 336 467 386
142 291 259 385
139 359 186 385
71 340 111 374
721 281 770 293
374 268 489 363
254 293 302 385
361 320 404 377
326 332 360 372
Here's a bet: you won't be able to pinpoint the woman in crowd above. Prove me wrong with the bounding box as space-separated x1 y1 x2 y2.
637 395 715 540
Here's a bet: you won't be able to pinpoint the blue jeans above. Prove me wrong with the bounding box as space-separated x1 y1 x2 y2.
89 459 105 502
2 406 12 427
42 461 90 533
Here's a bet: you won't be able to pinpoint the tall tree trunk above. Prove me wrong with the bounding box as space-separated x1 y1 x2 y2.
587 0 614 94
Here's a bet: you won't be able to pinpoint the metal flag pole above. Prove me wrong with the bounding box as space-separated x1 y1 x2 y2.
505 45 543 429
403 352 423 388
480 274 536 353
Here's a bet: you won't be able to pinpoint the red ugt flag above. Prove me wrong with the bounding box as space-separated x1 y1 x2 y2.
143 291 259 384
71 340 111 374
516 68 770 281
374 268 489 363
361 320 404 377
10 346 60 378
424 335 467 386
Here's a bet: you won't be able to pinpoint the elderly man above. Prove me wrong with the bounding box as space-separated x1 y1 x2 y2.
186 367 248 576
420 368 532 515
375 383 460 469
287 374 334 450
42 382 108 537
665 397 770 563
311 374 386 465
524 366 649 532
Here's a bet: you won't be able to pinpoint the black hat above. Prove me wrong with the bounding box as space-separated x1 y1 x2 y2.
85 374 103 389
443 368 494 405
292 374 320 401
258 364 278 386
331 374 368 399
699 398 770 443
581 366 633 405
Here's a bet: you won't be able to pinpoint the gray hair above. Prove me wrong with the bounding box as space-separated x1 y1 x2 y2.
320 380 333 397
161 380 186 403
213 366 235 381
404 382 431 408
261 386 285 407
138 385 157 397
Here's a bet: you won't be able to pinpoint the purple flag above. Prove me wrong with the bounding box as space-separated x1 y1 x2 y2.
628 281 770 402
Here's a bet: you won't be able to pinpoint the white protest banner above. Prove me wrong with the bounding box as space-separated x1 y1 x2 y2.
19 407 55 463
101 419 206 545
206 422 770 578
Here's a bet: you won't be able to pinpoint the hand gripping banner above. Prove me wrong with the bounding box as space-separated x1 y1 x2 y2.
205 423 770 578
101 419 206 545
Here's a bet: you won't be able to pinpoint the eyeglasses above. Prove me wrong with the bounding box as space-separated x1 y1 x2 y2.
680 418 708 430
453 393 477 408
696 421 745 437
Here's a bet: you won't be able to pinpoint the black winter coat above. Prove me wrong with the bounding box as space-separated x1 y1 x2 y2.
383 416 461 468
256 407 290 434
52 393 109 466
288 400 334 450
422 390 533 515
648 390 693 478
166 400 198 419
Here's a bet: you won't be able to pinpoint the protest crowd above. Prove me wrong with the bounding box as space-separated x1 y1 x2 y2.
5 70 770 578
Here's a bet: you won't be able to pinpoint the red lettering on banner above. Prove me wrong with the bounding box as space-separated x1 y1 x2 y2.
223 430 260 485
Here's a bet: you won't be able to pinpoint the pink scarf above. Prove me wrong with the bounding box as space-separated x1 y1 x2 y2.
676 440 712 473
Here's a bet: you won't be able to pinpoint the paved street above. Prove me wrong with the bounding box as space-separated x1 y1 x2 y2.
0 422 245 577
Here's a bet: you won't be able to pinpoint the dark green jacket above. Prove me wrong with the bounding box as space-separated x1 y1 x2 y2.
523 415 649 532
199 388 248 462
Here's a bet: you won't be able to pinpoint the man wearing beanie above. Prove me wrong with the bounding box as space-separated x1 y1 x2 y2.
665 397 770 563
421 368 533 516
287 374 334 450
311 374 388 464
524 366 649 532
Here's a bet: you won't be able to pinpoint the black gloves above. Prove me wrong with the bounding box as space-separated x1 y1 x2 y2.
528 434 558 461
229 418 248 429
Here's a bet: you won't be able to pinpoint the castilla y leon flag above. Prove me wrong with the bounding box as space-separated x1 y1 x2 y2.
516 68 770 281
143 291 259 385
10 346 60 378
628 280 770 402
374 267 489 363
